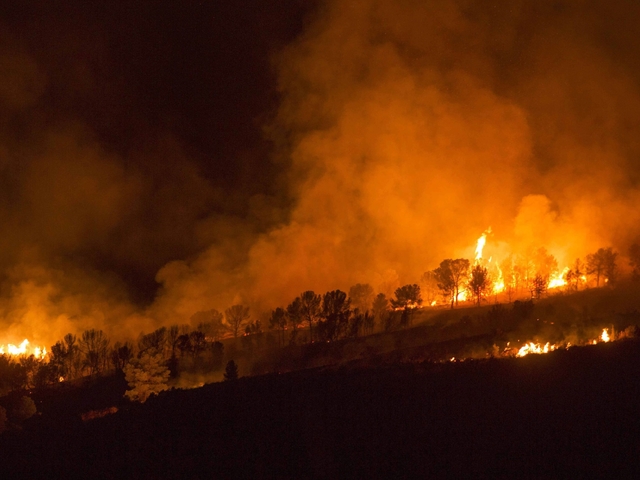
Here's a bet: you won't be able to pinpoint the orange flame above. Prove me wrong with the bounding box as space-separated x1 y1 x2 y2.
0 339 47 359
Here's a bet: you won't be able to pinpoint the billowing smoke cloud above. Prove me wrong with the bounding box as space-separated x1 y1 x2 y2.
3 1 640 345
155 0 640 318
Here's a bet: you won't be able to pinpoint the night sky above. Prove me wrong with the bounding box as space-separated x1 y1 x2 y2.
1 0 640 344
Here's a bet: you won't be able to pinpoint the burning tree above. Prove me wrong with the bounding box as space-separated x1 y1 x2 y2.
420 271 439 306
468 264 491 305
564 258 586 292
531 274 547 299
499 255 519 302
434 258 470 308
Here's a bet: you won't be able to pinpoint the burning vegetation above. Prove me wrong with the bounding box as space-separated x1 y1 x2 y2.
0 224 638 401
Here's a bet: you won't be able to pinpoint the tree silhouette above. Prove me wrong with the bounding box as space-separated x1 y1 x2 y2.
0 355 26 394
363 311 375 335
468 264 491 305
137 327 167 358
434 259 470 308
110 342 133 372
269 307 288 346
390 284 422 309
348 312 365 337
565 258 586 291
51 333 81 380
286 297 302 344
191 309 225 342
224 359 239 381
225 304 250 338
167 325 182 360
299 291 322 343
189 330 207 360
586 247 617 286
531 274 547 299
79 329 110 376
371 293 389 332
319 290 351 341
390 284 422 327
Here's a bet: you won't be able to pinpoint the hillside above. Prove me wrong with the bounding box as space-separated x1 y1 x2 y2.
2 285 640 478
2 337 640 478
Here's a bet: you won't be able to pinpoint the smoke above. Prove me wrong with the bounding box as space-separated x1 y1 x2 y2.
241 1 640 305
3 1 640 346
151 0 640 322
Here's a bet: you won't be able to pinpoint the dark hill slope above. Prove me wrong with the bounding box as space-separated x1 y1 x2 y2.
3 340 640 479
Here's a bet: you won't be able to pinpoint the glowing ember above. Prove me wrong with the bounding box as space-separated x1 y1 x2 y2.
0 339 48 359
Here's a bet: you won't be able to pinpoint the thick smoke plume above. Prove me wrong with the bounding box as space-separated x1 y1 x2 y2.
155 0 640 318
2 1 640 346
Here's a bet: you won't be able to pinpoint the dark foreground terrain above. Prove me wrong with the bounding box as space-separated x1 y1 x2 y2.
3 338 640 479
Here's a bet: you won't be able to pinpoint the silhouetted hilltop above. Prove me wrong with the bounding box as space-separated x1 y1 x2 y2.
2 336 640 478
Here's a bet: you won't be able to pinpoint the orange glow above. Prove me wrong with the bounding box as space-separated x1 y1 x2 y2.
474 228 491 263
601 328 610 343
516 342 557 357
0 339 48 359
548 267 569 290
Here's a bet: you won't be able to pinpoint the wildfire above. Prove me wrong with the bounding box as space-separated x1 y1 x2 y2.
516 342 557 357
493 264 505 294
514 328 614 358
548 267 569 290
0 339 48 359
474 227 491 262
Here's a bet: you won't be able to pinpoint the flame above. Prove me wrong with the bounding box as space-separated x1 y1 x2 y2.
513 328 615 359
474 227 491 262
493 263 505 294
548 267 569 290
516 342 557 357
0 339 48 359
